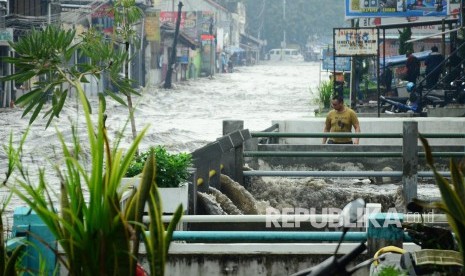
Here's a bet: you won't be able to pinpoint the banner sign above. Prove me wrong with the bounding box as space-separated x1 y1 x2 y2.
0 28 13 42
334 28 378 56
145 8 160 42
160 12 186 27
345 0 449 19
321 48 352 72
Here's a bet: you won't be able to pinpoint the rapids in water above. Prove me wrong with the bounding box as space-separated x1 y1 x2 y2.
0 60 441 221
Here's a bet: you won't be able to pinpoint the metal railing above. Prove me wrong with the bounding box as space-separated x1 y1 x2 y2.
240 121 465 205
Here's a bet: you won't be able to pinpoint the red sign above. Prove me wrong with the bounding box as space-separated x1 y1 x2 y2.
92 4 114 18
201 34 214 41
160 12 186 27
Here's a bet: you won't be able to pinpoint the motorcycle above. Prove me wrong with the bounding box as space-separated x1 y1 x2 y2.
290 198 367 276
380 83 446 114
449 79 465 104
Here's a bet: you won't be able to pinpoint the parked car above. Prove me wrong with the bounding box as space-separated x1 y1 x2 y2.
268 48 303 61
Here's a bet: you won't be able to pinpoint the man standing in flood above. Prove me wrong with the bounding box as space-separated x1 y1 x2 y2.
323 95 361 144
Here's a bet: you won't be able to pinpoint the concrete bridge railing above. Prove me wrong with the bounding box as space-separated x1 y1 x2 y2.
218 119 465 207
188 119 465 211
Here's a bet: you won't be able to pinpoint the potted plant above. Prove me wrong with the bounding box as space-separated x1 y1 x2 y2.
122 146 193 213
414 137 465 269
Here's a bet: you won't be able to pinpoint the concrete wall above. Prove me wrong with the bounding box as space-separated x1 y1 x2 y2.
273 118 465 146
158 243 420 276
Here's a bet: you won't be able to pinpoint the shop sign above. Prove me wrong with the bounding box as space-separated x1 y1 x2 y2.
334 28 378 56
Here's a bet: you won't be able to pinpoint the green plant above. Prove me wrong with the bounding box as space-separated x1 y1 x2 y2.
5 88 182 275
414 136 465 272
377 265 408 276
316 80 334 109
398 27 413 56
2 25 136 127
112 0 144 142
126 146 192 188
0 193 25 276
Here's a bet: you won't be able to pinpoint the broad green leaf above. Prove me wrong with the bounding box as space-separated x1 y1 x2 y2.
450 160 465 204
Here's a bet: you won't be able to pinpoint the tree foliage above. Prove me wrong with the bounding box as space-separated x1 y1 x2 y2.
398 27 413 55
244 0 346 49
2 26 137 128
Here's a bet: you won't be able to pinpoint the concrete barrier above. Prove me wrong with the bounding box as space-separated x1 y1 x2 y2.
273 118 465 146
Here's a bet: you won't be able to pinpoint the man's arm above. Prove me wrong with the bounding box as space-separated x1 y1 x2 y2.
323 118 330 144
353 123 361 145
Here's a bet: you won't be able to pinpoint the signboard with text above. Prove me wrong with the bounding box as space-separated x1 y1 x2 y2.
345 0 450 19
0 28 13 43
334 28 378 56
321 48 352 72
160 12 186 27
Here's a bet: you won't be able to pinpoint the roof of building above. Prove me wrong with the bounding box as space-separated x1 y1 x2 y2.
160 22 198 49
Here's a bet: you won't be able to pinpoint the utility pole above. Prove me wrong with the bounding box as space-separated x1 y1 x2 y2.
209 17 214 77
281 0 286 60
0 0 8 107
350 19 356 109
48 0 51 24
164 1 183 89
462 0 465 28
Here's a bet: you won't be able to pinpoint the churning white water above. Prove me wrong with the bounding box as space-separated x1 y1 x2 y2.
0 61 322 216
0 60 439 219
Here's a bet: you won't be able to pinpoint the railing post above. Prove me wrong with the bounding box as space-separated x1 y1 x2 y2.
191 141 222 193
366 203 404 258
223 120 244 136
239 129 251 186
222 120 246 186
187 168 197 216
402 121 418 207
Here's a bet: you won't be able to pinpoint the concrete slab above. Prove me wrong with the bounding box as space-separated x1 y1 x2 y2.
272 118 465 146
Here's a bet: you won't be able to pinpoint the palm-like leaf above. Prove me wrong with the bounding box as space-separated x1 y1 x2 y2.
1 24 136 127
416 136 465 268
7 79 151 275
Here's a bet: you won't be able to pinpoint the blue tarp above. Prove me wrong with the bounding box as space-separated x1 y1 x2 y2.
224 46 245 54
380 51 432 67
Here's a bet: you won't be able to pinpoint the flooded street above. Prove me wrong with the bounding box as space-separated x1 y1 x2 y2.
132 60 323 152
0 61 324 214
0 60 440 219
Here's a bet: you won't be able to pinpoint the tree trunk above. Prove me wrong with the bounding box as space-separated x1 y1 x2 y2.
125 40 138 143
164 2 183 89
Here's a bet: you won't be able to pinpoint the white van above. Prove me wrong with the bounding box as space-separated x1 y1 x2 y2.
268 48 303 61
